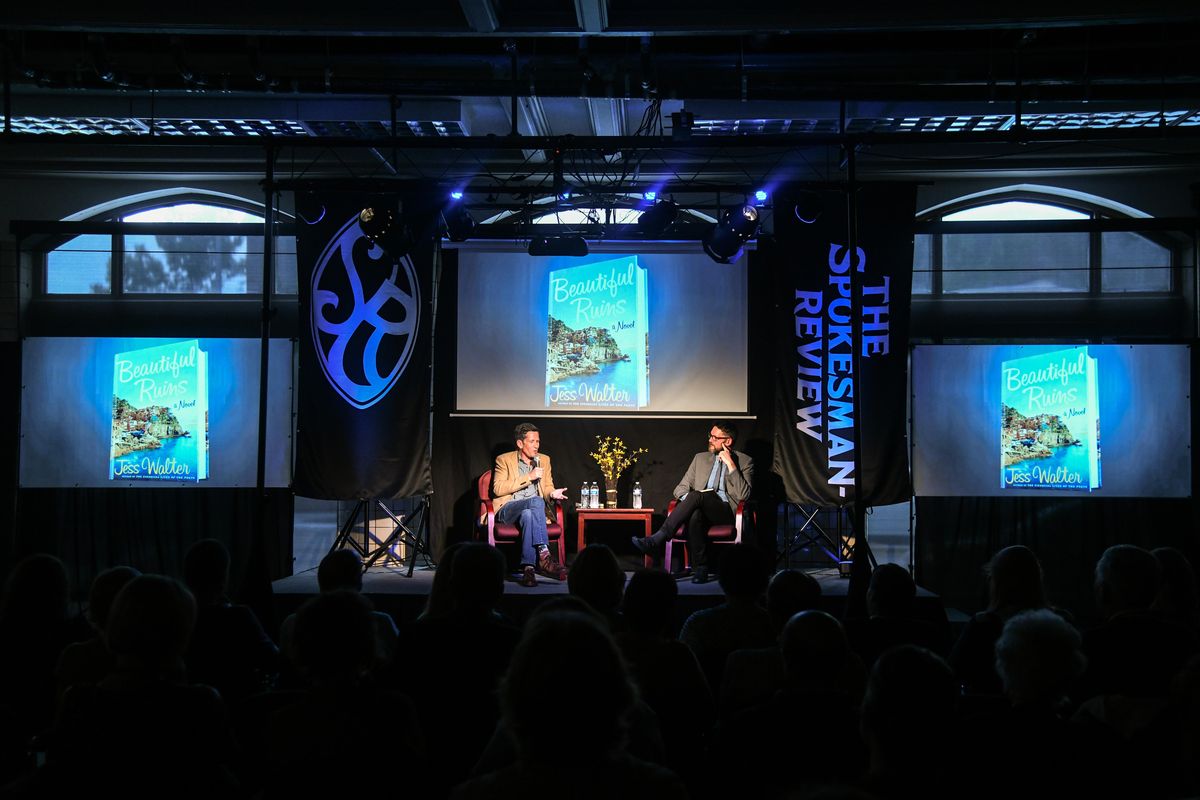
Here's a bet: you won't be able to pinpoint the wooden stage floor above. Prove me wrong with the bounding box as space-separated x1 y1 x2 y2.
271 563 945 630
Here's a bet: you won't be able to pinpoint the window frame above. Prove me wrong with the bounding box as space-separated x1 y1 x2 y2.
27 194 296 299
913 191 1184 298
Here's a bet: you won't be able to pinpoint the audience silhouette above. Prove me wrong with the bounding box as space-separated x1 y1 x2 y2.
182 539 279 703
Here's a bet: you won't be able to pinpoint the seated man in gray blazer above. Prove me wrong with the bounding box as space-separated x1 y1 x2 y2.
632 421 754 584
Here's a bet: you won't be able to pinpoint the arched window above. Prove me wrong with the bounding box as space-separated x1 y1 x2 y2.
914 187 1173 296
43 192 296 296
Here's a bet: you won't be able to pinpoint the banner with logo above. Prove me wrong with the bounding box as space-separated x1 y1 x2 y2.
771 184 916 507
293 192 436 499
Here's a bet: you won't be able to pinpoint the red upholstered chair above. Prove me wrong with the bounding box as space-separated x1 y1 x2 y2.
476 470 567 565
663 498 754 572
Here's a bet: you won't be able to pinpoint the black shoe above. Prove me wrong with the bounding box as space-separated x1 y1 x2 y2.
691 567 711 585
631 536 658 555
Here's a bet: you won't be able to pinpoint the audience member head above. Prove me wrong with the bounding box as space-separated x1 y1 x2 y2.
767 569 822 632
317 549 364 593
568 544 626 618
780 610 850 685
0 553 70 627
420 541 465 620
86 566 141 633
985 545 1047 617
182 538 231 606
290 590 377 686
866 563 916 619
717 543 769 602
448 542 506 615
621 568 678 636
105 575 196 671
1152 547 1200 629
1094 544 1162 619
860 646 957 771
501 610 635 761
993 609 1086 709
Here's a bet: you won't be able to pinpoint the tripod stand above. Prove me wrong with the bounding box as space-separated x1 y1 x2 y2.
329 496 433 577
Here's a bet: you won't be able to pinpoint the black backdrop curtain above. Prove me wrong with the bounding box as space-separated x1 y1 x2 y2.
916 496 1200 624
429 247 780 561
12 487 292 630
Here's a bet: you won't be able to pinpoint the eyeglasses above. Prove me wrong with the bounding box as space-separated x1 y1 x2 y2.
708 433 731 441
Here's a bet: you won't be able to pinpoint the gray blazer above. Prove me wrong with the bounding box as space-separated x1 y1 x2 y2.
673 450 754 516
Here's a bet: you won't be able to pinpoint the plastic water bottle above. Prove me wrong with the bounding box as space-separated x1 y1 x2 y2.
632 482 643 509
579 481 588 509
590 481 599 508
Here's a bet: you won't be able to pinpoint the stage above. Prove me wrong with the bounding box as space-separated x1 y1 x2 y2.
270 563 949 632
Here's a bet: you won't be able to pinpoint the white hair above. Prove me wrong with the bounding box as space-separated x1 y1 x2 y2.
994 609 1086 707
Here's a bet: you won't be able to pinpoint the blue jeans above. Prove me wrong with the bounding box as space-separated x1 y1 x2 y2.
496 495 549 566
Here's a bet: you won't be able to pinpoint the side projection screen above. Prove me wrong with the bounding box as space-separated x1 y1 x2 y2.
454 248 748 414
20 337 294 488
912 344 1191 498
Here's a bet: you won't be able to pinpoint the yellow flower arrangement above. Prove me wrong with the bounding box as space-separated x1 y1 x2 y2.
589 435 648 484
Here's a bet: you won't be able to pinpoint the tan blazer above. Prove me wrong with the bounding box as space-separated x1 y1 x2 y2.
491 450 558 520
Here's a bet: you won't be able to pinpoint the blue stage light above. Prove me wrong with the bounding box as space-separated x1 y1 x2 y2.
450 190 464 201
644 190 657 201
754 189 768 203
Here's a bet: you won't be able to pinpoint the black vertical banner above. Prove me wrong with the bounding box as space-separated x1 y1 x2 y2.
771 184 916 507
293 192 436 499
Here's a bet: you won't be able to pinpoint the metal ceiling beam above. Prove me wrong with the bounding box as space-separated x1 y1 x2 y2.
574 0 609 34
459 0 499 34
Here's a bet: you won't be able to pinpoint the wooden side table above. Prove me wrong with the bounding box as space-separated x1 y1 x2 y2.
576 507 655 555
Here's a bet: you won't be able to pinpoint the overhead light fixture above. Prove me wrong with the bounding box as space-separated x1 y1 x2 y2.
793 191 823 224
637 200 679 237
295 192 326 225
754 189 769 204
442 205 475 242
529 235 588 257
644 190 657 202
358 198 411 259
450 190 464 201
703 204 759 264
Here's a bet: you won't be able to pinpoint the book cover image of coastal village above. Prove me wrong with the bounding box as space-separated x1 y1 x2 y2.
1000 347 1101 491
545 257 649 409
110 340 209 482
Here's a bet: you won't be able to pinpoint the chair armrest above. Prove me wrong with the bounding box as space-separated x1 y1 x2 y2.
552 498 565 529
667 499 678 515
479 498 497 546
733 500 748 544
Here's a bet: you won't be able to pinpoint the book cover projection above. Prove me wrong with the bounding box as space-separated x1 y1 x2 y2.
545 256 649 409
1001 347 1100 490
110 340 210 482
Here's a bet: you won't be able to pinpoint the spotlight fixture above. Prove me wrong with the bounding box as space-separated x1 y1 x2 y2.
358 201 394 242
754 189 769 204
702 205 759 264
644 190 657 202
529 235 588 257
450 190 464 201
442 204 475 243
358 198 411 259
793 191 823 225
295 192 326 225
637 200 679 238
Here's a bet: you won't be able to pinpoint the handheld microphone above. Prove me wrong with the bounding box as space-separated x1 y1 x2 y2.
531 456 541 481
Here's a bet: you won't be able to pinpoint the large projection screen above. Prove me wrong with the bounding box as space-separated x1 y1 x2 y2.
454 246 748 414
912 344 1191 498
20 337 294 488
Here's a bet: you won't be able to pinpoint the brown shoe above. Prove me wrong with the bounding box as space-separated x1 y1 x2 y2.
537 549 568 581
518 565 537 587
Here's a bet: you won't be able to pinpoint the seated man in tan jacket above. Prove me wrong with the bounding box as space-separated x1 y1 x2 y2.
492 422 569 587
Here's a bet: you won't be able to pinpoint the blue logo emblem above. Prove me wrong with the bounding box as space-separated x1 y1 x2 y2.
310 214 420 410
